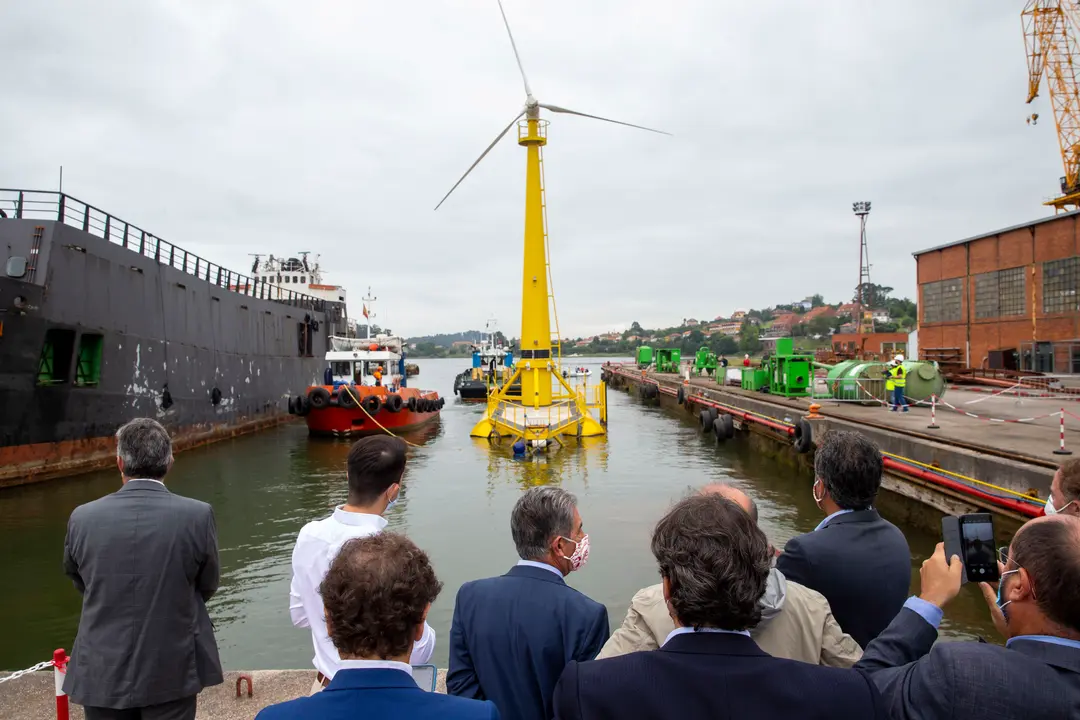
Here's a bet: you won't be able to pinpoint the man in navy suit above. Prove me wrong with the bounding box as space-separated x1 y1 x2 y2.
776 430 911 647
553 493 881 720
257 532 498 720
856 515 1080 719
448 486 608 720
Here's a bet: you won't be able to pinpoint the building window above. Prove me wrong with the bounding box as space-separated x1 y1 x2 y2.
75 333 104 386
974 266 1026 319
300 276 306 284
36 328 76 385
284 276 290 283
921 278 964 323
294 275 299 283
1043 256 1080 314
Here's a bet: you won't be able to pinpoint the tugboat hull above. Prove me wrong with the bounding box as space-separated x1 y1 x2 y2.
296 386 443 437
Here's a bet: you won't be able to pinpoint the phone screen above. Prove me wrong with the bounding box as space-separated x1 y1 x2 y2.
960 515 998 581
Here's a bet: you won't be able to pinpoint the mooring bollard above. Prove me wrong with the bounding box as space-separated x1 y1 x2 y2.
927 394 940 430
1054 409 1072 456
53 649 69 720
236 673 253 698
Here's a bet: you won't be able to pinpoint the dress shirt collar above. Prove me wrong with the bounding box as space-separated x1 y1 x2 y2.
336 658 413 676
1006 635 1080 650
332 506 388 530
814 508 855 531
125 478 165 486
516 558 564 577
662 626 751 646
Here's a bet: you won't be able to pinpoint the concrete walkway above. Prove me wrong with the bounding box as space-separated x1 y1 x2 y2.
0 669 449 719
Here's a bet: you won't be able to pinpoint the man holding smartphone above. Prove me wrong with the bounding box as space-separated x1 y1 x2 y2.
855 514 1080 719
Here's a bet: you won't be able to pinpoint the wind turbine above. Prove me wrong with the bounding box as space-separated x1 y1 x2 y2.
437 0 668 440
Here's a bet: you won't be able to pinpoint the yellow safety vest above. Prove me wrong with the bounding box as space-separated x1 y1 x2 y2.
890 365 906 388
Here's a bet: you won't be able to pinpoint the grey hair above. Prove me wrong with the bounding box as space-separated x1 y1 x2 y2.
813 430 882 510
116 418 174 480
511 486 577 560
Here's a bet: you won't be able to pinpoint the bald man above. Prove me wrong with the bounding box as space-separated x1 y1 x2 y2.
856 514 1080 719
598 484 862 667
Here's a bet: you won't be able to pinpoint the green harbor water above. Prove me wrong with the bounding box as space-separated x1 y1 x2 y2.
0 357 1000 671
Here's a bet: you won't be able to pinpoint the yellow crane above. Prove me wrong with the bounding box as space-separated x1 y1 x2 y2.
1023 0 1080 211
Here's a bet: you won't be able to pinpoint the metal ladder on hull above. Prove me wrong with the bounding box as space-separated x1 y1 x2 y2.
538 148 562 365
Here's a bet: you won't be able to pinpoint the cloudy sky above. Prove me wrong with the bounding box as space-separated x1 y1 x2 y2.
0 2 1062 337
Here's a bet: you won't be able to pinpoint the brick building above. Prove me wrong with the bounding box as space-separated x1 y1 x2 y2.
913 212 1080 373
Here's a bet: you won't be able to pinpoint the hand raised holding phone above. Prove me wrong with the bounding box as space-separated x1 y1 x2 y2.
918 542 965 609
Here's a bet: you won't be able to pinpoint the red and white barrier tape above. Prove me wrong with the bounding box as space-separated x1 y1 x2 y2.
0 650 69 720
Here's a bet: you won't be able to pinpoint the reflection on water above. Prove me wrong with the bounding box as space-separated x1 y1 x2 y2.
0 357 999 671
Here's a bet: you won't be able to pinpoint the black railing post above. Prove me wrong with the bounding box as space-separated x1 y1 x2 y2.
82 204 90 231
139 230 146 255
215 266 222 286
168 245 175 267
57 194 66 223
122 223 129 249
193 257 199 278
104 214 111 241
15 191 23 219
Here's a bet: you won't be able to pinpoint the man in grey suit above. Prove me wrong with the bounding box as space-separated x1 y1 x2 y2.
63 418 223 720
856 514 1080 719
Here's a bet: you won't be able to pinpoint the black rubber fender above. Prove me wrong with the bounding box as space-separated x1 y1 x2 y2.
699 409 713 431
338 388 358 409
287 396 296 414
646 383 658 399
385 393 403 413
160 386 173 410
677 385 686 405
210 387 222 406
794 417 813 454
437 397 445 409
362 394 382 415
308 386 331 409
712 416 728 442
407 396 418 412
296 395 311 417
719 413 735 440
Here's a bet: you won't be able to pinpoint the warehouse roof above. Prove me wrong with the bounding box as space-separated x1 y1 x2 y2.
912 207 1080 257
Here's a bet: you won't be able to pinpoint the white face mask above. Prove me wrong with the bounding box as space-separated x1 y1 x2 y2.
1046 496 1076 516
812 478 825 507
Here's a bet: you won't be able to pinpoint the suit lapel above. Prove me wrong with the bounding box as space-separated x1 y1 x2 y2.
821 509 879 528
506 564 567 586
326 669 420 692
660 632 769 658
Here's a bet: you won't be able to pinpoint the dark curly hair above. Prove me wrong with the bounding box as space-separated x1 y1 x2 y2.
651 494 770 631
319 532 443 659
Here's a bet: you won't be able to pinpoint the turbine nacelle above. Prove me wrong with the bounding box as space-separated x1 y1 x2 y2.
434 0 669 211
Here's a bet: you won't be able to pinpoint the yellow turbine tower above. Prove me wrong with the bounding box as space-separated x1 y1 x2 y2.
435 0 668 445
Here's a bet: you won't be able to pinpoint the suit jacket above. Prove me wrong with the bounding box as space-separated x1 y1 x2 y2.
555 631 882 720
856 607 1080 719
596 571 862 666
255 669 499 720
776 509 910 647
447 564 609 720
62 480 222 708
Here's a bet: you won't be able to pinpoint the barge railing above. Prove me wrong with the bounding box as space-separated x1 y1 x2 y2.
0 189 327 312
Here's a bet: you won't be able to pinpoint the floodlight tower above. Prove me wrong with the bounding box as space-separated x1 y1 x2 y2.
852 201 872 334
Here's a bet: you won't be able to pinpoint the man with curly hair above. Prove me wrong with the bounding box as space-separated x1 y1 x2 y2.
258 533 498 720
552 494 882 720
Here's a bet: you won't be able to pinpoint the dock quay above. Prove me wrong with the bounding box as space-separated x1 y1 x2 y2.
603 364 1073 533
0 669 450 719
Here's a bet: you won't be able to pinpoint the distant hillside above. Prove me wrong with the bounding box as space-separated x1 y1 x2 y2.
407 331 484 346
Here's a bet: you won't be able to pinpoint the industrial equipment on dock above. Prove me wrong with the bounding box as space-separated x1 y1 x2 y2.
820 359 946 406
692 346 718 376
636 345 654 369
656 348 681 373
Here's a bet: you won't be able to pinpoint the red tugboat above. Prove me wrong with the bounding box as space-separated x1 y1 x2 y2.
288 333 443 437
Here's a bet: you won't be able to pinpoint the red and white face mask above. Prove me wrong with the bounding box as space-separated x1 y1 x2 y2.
560 533 590 571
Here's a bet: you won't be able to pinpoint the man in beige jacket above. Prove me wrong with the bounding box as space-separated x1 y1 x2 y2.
597 484 862 667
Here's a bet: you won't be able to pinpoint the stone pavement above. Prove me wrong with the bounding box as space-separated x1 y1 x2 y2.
0 669 449 719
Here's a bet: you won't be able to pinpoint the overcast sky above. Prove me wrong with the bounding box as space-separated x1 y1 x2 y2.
1 2 1063 337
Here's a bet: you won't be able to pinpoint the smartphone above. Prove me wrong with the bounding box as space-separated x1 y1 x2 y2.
412 664 437 692
941 513 1000 584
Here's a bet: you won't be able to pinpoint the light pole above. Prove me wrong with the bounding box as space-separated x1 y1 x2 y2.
852 201 872 335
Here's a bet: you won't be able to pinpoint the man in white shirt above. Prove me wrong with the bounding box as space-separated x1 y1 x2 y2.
289 435 435 693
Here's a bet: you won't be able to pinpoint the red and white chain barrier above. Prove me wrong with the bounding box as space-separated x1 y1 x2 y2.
0 649 69 720
927 394 940 430
1054 408 1073 456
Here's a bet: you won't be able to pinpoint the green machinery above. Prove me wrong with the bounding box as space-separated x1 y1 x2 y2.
655 348 682 373
820 359 946 405
764 338 813 397
636 345 654 369
692 346 718 376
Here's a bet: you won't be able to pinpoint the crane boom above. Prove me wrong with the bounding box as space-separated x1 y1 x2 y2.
1023 0 1080 211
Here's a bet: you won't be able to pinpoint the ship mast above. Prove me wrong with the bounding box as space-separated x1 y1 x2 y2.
361 287 377 340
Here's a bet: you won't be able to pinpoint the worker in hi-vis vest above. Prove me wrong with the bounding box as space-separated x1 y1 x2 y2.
888 354 908 412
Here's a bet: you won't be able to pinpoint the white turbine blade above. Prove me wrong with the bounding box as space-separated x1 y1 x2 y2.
539 103 671 135
497 0 533 99
435 111 525 210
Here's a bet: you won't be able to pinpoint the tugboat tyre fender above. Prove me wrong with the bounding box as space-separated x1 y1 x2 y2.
712 417 728 442
338 389 358 409
385 394 403 413
287 396 296 414
407 396 418 412
437 397 445 410
699 409 712 431
794 417 813 454
362 395 382 415
677 386 686 405
308 387 331 409
647 384 658 399
297 396 311 416
719 413 735 440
